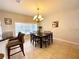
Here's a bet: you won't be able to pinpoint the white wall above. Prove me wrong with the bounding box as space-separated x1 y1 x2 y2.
41 9 79 43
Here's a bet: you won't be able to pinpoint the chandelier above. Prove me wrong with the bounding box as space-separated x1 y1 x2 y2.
33 8 44 23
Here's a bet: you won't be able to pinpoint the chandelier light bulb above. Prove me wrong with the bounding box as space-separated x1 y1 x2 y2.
33 8 44 22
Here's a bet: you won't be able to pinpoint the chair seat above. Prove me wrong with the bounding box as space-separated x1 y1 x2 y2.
6 40 22 48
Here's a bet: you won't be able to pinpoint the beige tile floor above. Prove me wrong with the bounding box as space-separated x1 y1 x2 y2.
10 38 79 59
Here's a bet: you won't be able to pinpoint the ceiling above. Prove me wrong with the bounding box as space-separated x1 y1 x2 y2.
0 0 79 16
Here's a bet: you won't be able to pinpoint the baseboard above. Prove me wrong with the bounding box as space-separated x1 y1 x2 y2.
54 38 79 46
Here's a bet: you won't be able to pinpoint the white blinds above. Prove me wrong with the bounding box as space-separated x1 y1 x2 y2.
15 23 37 35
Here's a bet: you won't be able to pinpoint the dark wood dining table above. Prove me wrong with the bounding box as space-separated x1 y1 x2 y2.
32 32 53 48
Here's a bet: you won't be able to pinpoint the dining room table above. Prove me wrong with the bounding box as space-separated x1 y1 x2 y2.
31 32 53 48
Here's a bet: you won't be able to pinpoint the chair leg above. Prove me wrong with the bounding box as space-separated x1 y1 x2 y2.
43 40 48 48
30 38 32 42
35 42 36 47
44 42 47 48
48 39 50 45
33 40 34 45
20 44 25 56
7 48 10 59
51 34 53 43
35 41 38 47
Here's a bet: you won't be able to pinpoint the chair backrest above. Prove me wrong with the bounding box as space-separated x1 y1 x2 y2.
17 32 22 38
33 34 40 41
18 33 25 43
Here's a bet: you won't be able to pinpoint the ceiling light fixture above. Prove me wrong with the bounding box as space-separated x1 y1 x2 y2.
33 8 44 23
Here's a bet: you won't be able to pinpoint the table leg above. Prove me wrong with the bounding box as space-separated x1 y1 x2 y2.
40 37 42 48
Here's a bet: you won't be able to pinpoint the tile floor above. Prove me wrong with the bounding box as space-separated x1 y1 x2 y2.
10 38 79 59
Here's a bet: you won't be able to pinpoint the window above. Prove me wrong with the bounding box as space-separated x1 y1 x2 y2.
15 23 37 35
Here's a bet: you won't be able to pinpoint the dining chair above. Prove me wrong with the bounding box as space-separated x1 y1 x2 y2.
44 32 53 44
49 33 53 43
42 34 50 47
6 33 25 59
33 35 40 47
30 34 40 47
9 32 22 41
